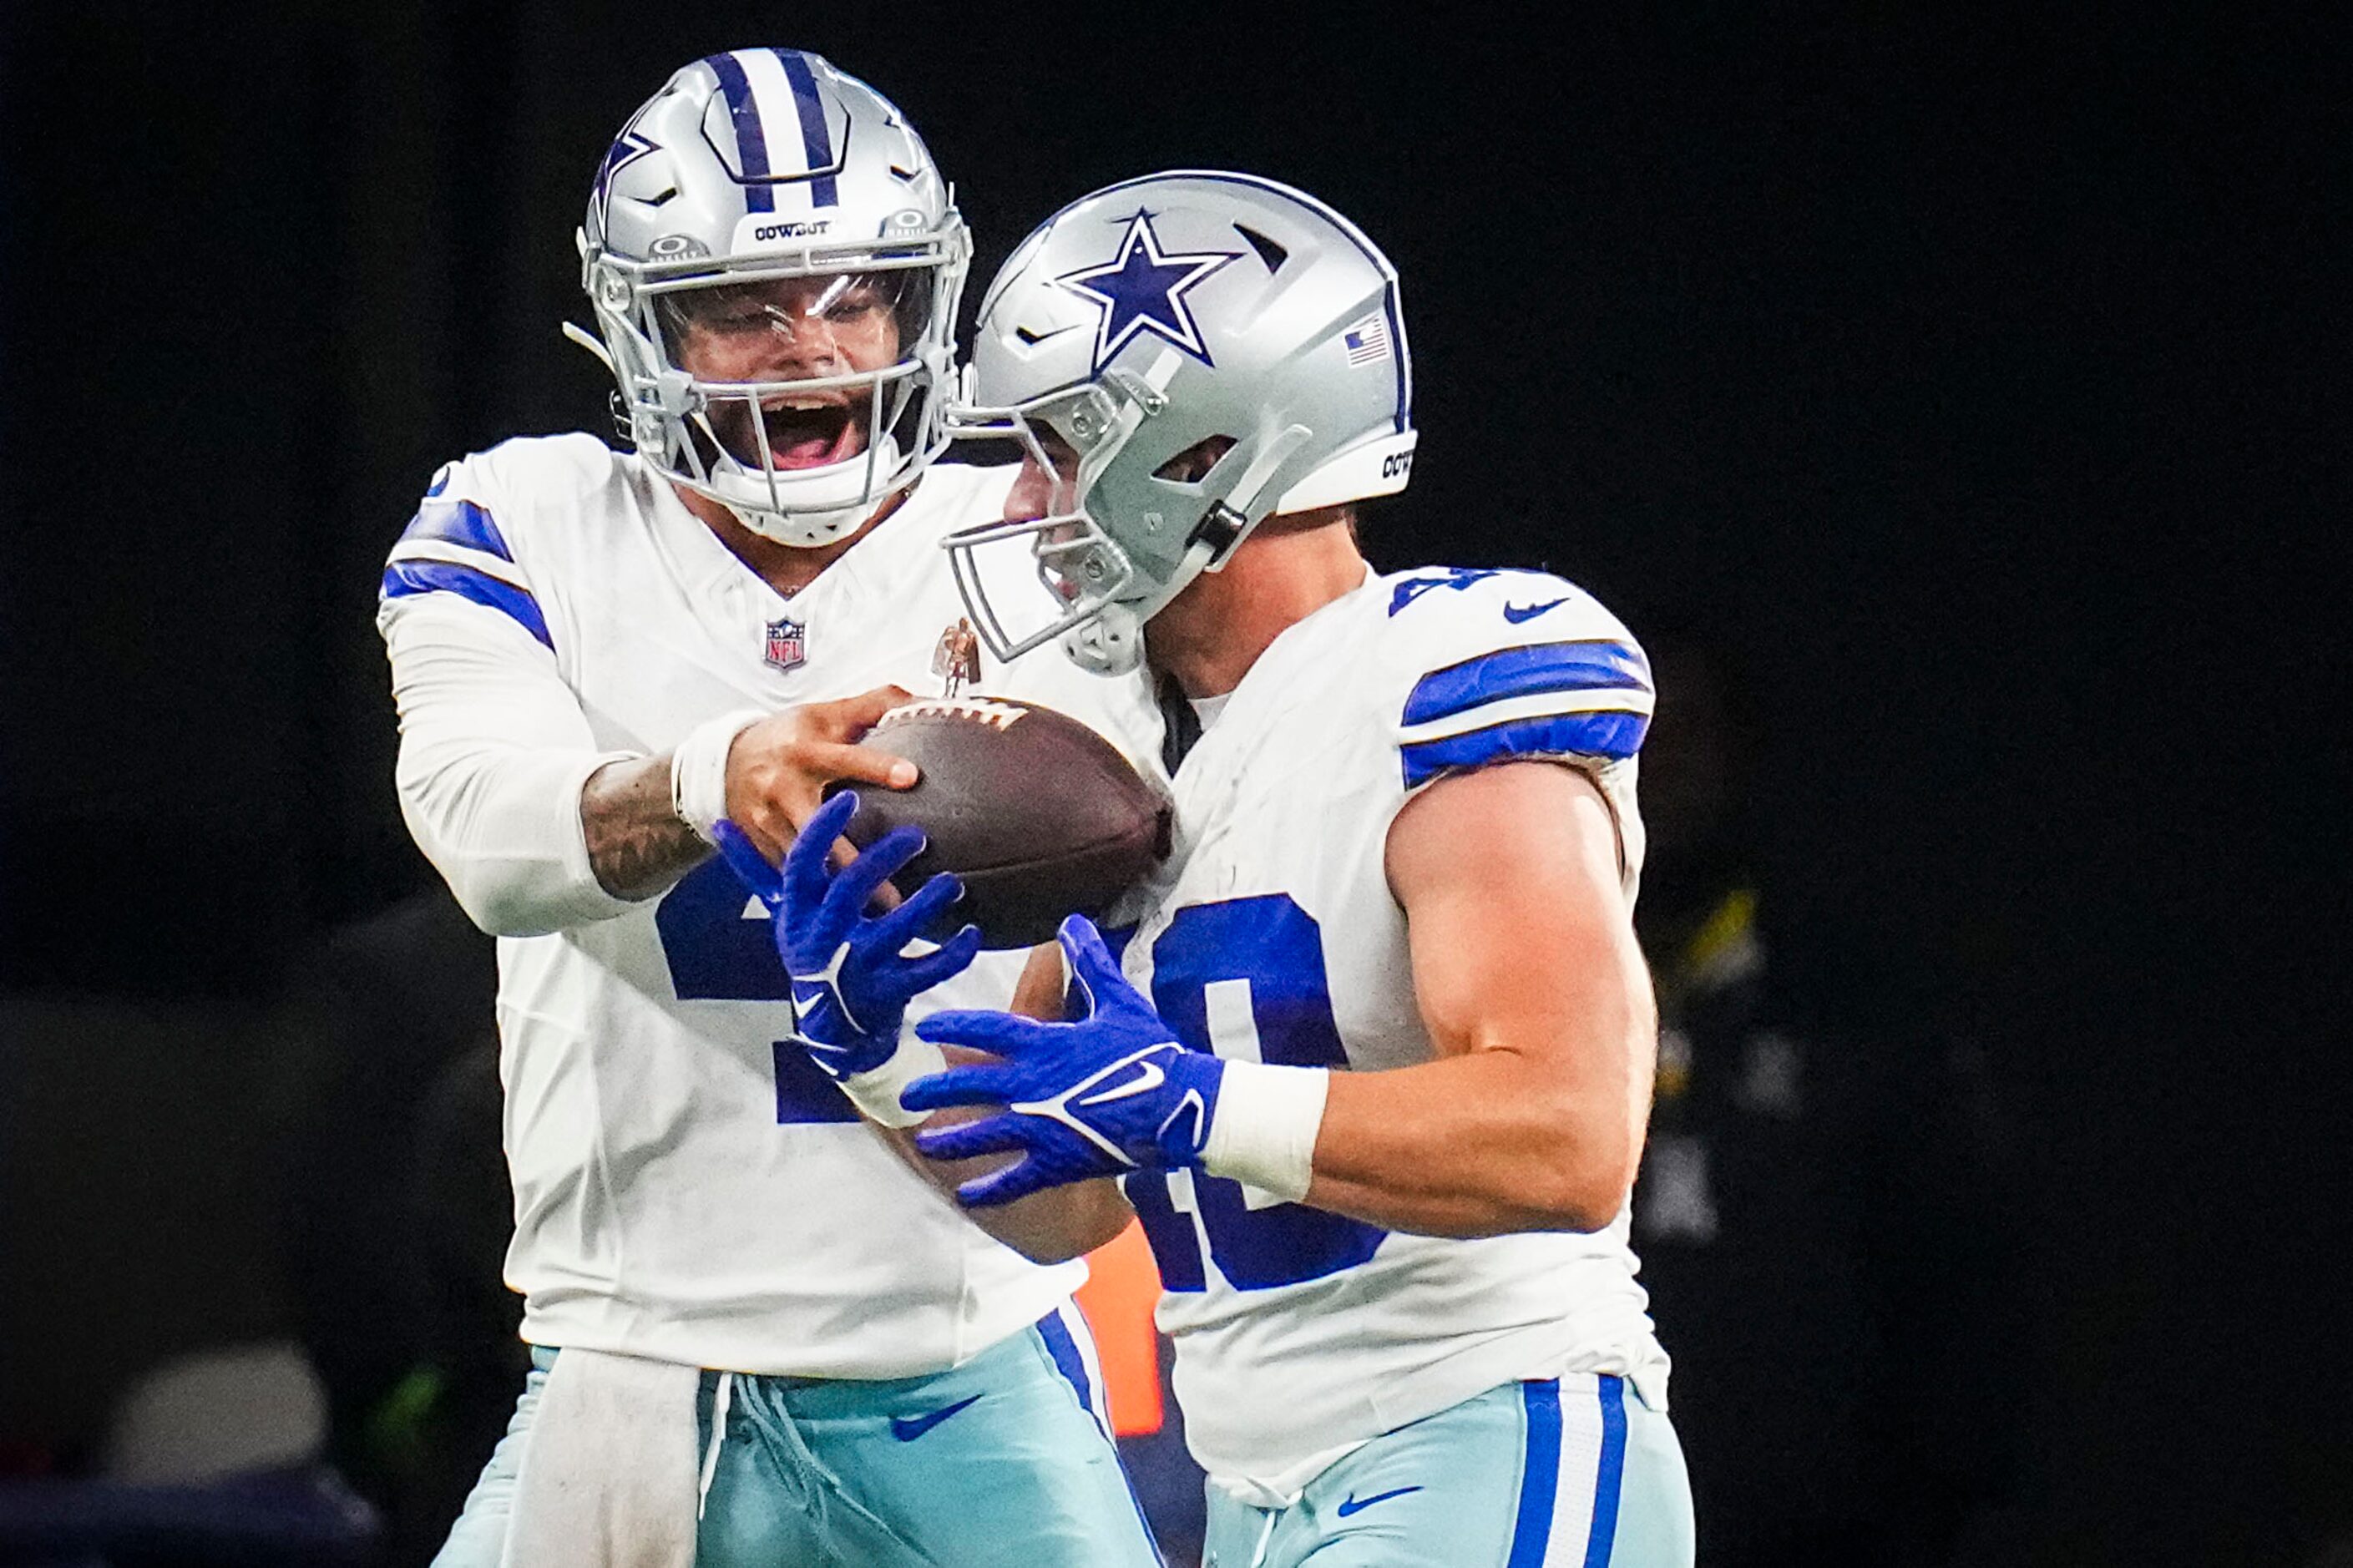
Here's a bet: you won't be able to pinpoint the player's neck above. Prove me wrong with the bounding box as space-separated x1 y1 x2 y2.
676 483 908 598
1147 513 1366 699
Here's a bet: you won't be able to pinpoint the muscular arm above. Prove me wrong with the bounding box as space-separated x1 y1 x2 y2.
1298 761 1657 1238
882 940 1134 1263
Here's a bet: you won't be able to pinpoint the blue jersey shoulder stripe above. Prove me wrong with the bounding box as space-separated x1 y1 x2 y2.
1404 639 1650 727
1400 709 1647 789
398 498 514 562
382 559 552 650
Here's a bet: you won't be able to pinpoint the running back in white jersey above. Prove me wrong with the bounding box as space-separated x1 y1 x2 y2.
377 433 1162 1379
1113 564 1669 1504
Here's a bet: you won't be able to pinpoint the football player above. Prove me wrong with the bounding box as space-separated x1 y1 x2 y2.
888 173 1697 1564
377 52 1160 1568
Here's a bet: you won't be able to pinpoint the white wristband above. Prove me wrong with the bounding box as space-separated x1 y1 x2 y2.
838 1033 949 1129
670 709 767 845
1200 1060 1329 1203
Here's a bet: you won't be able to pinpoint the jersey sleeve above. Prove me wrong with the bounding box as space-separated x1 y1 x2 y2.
1384 569 1653 793
377 457 640 936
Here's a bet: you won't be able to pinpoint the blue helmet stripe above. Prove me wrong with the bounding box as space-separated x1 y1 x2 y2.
1403 639 1652 726
706 53 776 214
397 498 514 563
1382 286 1408 432
1400 709 1649 788
381 560 552 650
773 51 840 208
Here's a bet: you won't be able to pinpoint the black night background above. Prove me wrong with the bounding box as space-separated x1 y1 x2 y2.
0 6 2342 1565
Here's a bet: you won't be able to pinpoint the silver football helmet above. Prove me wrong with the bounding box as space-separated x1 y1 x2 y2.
571 50 969 546
944 171 1415 673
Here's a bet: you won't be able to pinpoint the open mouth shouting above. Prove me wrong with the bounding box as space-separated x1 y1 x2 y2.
714 395 868 471
760 397 862 469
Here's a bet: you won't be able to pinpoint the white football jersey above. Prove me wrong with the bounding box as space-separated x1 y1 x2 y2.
376 433 1161 1378
1115 564 1670 1504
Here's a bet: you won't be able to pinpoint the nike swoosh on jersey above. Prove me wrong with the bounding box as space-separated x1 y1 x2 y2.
889 1393 984 1441
1335 1485 1424 1516
1501 597 1571 623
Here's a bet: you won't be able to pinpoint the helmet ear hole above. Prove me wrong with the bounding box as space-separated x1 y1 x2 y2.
1152 434 1237 485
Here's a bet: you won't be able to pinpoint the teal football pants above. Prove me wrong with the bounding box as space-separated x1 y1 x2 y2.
1202 1374 1693 1568
433 1304 1160 1567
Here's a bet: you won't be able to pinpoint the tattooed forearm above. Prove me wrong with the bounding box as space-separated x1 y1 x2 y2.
579 755 712 900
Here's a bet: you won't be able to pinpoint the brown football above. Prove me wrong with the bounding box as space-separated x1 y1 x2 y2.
832 695 1169 949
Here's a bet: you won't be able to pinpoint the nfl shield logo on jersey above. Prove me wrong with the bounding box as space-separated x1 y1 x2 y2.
764 615 807 672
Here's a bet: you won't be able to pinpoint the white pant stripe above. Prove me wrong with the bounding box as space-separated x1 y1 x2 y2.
1545 1378 1612 1561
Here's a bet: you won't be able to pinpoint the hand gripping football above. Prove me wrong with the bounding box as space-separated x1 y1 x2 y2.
833 696 1169 949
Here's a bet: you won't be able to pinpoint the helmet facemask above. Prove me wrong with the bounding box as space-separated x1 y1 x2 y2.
944 365 1314 675
587 232 966 546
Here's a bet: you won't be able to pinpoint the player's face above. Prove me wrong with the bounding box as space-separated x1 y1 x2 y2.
999 424 1134 614
1004 427 1082 527
663 273 906 469
1005 427 1098 603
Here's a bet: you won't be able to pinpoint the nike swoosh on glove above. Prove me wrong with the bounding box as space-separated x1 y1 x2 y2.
711 791 980 1082
900 914 1226 1207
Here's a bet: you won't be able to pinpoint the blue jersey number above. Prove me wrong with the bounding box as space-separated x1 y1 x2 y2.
654 858 854 1124
1126 895 1388 1291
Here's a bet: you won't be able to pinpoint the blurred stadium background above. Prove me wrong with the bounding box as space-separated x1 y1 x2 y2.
1 5 2342 1565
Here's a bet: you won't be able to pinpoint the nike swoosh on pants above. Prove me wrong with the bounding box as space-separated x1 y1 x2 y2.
890 1393 984 1441
1335 1485 1424 1516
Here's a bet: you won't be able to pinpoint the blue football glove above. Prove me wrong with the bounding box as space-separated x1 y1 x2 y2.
900 914 1227 1207
711 791 980 1095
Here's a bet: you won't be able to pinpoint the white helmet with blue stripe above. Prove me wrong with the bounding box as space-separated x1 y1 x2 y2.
574 50 969 545
944 171 1416 673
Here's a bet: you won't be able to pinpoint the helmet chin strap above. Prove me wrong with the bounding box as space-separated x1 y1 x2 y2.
727 495 875 547
1062 602 1143 675
707 430 908 547
1060 538 1218 675
1058 423 1313 675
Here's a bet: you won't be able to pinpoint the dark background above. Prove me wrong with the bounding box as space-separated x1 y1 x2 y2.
1 4 2344 1565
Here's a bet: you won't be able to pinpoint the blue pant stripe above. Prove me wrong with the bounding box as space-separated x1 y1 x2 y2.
1581 1375 1629 1568
1036 1308 1161 1556
1507 1378 1562 1568
1034 1308 1096 1421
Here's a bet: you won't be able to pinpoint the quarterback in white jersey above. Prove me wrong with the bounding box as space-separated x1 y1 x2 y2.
897 173 1698 1565
378 52 1157 1568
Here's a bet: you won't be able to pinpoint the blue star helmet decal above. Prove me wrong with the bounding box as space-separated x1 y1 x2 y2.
590 125 659 234
1054 210 1242 372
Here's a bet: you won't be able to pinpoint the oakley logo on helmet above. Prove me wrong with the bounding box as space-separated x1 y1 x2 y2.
1053 210 1240 373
